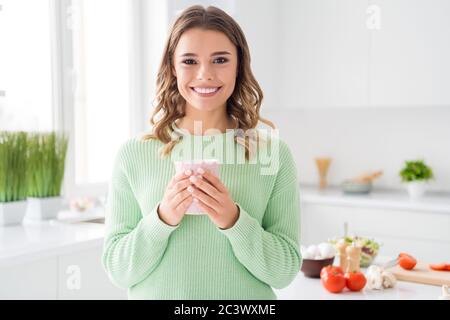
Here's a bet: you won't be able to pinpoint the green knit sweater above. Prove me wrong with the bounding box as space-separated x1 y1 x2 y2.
101 128 301 300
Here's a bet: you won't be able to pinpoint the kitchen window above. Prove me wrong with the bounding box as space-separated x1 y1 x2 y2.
0 0 53 132
68 0 132 194
0 0 145 200
62 0 149 199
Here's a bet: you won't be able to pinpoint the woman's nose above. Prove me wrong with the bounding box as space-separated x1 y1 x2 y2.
197 64 215 80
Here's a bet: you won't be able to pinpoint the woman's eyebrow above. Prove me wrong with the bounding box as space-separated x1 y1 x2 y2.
179 51 231 57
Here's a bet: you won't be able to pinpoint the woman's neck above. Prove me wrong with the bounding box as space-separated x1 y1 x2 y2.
175 109 237 136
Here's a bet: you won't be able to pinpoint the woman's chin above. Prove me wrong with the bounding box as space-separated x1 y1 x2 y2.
189 102 224 112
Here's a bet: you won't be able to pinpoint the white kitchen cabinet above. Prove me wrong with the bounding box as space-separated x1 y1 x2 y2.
0 245 127 300
57 245 127 300
369 0 450 107
301 203 450 262
280 0 450 109
0 257 58 299
280 0 370 109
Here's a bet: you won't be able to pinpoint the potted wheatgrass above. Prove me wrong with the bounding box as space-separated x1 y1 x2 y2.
25 132 68 221
0 131 28 226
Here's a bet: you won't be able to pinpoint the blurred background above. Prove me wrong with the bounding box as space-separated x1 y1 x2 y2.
0 0 449 299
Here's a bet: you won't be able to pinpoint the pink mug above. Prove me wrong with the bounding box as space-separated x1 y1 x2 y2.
173 159 220 215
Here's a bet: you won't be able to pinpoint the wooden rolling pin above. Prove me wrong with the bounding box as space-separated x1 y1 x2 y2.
351 170 383 183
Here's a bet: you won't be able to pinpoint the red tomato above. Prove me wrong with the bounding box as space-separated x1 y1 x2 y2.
344 271 367 291
320 266 346 293
320 265 344 279
398 253 417 270
429 263 450 271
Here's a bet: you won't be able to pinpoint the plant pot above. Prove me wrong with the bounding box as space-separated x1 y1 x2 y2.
0 200 27 226
406 181 427 199
25 196 63 221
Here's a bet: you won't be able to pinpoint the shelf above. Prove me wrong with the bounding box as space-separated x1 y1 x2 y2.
300 184 450 215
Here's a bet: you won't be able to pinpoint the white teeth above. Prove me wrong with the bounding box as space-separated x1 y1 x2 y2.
193 87 219 94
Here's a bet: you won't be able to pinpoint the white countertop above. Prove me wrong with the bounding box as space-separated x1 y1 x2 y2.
0 209 446 299
0 211 106 268
274 255 446 300
300 184 450 214
274 271 443 300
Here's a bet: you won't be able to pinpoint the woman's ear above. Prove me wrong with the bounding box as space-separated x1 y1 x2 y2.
172 67 177 78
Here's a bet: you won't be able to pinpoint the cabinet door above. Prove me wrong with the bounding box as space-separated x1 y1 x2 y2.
281 0 369 108
57 245 127 300
370 0 450 106
0 257 58 299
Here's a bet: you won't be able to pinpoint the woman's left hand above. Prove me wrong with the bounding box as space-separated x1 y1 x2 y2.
188 168 240 230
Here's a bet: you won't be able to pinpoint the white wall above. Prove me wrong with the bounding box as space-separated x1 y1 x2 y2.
233 0 281 111
141 0 170 131
261 107 450 192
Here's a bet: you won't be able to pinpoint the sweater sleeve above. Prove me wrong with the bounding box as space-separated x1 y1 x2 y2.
218 140 302 289
101 142 179 289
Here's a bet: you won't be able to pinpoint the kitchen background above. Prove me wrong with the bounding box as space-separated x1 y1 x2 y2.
0 0 449 299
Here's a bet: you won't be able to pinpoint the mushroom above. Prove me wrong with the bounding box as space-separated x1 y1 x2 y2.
439 285 450 300
366 265 383 290
365 265 397 290
381 270 397 288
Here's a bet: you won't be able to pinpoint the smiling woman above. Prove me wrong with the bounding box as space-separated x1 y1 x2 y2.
102 5 301 300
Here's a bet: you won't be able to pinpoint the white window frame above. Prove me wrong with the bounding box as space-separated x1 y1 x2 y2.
49 0 147 199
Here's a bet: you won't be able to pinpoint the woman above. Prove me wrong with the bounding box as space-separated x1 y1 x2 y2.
102 5 301 300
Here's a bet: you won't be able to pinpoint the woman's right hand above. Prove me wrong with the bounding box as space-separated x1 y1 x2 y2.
157 169 194 226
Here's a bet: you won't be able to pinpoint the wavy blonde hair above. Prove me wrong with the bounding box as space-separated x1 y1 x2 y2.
141 5 276 160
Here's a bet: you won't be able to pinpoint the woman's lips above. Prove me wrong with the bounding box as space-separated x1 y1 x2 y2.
190 86 222 98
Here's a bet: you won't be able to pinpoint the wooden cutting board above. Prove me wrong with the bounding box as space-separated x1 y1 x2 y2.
386 262 450 286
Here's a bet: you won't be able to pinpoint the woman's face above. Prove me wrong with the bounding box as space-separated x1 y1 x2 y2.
172 28 238 113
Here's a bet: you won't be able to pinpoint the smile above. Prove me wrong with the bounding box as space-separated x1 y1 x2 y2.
190 86 222 97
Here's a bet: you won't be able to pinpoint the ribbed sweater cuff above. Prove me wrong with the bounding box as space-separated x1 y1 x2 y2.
217 202 259 242
140 203 180 241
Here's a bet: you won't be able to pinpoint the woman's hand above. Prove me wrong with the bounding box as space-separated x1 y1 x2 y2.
157 169 194 226
188 168 240 230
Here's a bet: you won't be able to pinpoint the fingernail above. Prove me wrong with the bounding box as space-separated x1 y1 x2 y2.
184 169 192 175
189 176 197 183
196 175 203 179
197 167 205 174
193 198 199 202
187 186 194 193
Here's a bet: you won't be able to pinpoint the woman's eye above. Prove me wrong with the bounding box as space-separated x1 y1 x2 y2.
214 57 228 64
182 59 196 65
182 57 228 65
